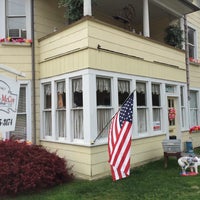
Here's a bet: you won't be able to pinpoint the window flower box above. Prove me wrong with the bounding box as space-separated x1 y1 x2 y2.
0 37 32 44
189 125 200 133
189 57 200 64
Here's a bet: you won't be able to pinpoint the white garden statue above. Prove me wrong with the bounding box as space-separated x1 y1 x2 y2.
178 156 200 175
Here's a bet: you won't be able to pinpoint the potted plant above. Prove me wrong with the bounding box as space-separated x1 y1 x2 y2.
164 25 184 49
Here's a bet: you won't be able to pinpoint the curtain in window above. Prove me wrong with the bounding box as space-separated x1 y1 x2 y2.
136 82 146 106
73 110 83 139
57 82 66 138
44 84 52 136
96 78 111 106
57 110 66 138
72 78 83 139
190 91 198 126
73 78 83 107
118 80 130 105
137 109 147 133
57 82 66 108
44 84 51 108
97 109 111 137
44 111 52 136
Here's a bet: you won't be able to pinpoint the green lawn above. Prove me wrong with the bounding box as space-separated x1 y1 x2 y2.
3 158 200 200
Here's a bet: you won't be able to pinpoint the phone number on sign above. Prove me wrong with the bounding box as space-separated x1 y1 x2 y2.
0 119 13 126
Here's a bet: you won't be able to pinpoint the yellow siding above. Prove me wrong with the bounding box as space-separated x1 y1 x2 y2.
0 44 32 80
39 18 186 83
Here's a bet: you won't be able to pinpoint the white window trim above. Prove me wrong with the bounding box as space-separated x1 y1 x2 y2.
0 0 31 39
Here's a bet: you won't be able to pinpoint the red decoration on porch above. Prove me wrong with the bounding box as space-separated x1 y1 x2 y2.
168 108 176 121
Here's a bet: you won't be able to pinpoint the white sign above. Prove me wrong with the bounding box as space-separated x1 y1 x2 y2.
0 75 20 132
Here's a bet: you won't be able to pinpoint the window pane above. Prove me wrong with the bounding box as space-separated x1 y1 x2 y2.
96 78 111 106
57 81 66 108
97 109 111 137
73 110 83 139
72 78 83 107
190 91 197 108
57 110 66 138
153 108 161 131
188 27 194 45
18 87 26 112
152 84 160 106
44 84 51 109
136 82 146 106
7 18 26 38
7 0 26 16
137 108 147 133
44 111 52 136
189 45 195 58
118 80 130 106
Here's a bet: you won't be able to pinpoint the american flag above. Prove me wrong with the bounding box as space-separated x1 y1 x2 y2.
108 92 134 181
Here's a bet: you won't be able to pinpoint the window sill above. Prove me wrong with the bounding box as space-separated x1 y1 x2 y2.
0 42 31 47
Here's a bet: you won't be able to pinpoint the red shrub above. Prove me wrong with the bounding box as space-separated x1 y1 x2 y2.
0 140 73 195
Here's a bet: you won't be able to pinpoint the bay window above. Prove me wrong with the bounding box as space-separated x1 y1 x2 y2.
136 82 147 133
56 81 66 138
72 78 83 139
96 77 111 137
152 84 161 131
43 84 52 137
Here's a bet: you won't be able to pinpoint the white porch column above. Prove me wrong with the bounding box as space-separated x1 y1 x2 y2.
143 0 150 37
83 0 92 16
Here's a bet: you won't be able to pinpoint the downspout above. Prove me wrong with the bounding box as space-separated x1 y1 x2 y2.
184 15 191 127
31 0 36 144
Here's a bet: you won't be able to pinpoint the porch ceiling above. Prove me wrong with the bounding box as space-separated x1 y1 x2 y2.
94 0 200 25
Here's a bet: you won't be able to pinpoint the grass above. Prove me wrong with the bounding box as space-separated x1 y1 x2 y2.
3 156 200 200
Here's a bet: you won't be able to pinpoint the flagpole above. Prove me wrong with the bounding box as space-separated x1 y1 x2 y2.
91 89 136 144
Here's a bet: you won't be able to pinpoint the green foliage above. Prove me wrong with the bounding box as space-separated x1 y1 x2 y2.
4 158 200 200
165 25 184 49
58 0 96 23
58 0 83 23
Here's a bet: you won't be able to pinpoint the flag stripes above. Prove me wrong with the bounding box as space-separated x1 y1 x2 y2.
108 92 134 181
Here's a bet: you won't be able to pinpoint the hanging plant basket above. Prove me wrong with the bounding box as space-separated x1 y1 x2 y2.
164 25 183 49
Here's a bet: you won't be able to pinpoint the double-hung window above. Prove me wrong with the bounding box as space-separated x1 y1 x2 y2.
136 82 147 133
152 84 161 131
0 0 31 39
188 26 197 59
96 77 111 137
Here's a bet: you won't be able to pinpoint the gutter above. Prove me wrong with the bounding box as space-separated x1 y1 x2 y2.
31 0 36 144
